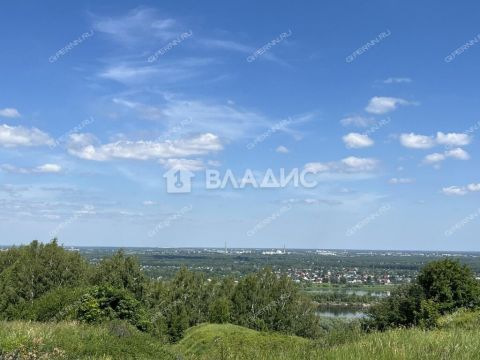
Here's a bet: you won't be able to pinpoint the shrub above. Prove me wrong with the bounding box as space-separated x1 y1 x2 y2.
75 286 151 331
366 258 480 330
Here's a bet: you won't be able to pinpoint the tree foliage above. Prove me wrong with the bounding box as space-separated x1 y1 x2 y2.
0 240 89 318
366 259 480 330
0 241 323 343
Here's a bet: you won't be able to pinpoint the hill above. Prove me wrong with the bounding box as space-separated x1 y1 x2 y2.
0 321 175 360
3 312 480 359
174 311 480 360
173 323 316 359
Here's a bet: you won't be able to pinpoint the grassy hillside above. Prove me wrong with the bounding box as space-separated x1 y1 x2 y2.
0 321 175 360
174 311 480 360
3 311 480 359
173 323 318 359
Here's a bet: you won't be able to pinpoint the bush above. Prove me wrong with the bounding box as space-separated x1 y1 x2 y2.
0 240 89 318
11 286 88 322
366 258 480 330
417 258 480 313
75 286 151 331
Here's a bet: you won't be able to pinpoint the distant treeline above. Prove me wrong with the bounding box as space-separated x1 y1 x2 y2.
309 292 377 305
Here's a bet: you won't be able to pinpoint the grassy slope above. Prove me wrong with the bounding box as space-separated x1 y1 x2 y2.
0 321 175 360
173 323 315 359
3 311 480 359
175 311 480 360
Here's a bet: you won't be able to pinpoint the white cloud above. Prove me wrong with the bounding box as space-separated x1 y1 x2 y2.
162 97 274 141
0 164 30 174
67 132 222 161
442 186 468 196
305 157 378 174
341 157 378 171
100 65 156 81
0 108 21 118
365 96 411 114
207 160 221 167
99 57 215 85
35 164 62 173
424 148 470 166
112 95 276 142
143 200 156 206
400 132 472 150
113 98 163 120
389 177 414 184
442 184 480 196
199 39 252 53
340 116 375 128
160 158 204 171
342 132 374 148
443 183 480 196
445 148 470 160
276 145 289 154
383 77 412 84
400 133 436 149
1 163 62 174
0 124 53 147
467 183 480 192
304 162 331 173
93 8 178 45
423 153 446 164
436 132 471 147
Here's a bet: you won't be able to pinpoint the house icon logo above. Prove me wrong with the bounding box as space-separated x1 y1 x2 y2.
163 168 195 193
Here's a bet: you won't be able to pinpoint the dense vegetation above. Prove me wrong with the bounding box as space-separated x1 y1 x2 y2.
1 240 480 359
3 311 480 359
365 258 480 330
0 240 319 343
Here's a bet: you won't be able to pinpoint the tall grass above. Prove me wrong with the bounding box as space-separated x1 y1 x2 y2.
0 321 175 360
2 311 480 359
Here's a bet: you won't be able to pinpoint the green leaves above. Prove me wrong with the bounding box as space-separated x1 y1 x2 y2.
76 286 151 331
0 240 89 318
366 258 480 331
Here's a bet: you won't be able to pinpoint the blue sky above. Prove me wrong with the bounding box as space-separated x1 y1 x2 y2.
1 0 480 250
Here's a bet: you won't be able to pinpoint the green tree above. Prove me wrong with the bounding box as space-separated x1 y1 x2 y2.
366 258 480 330
92 250 146 300
0 240 89 317
209 296 231 323
417 258 480 313
76 286 150 331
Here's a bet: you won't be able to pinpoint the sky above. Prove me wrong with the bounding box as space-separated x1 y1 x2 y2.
1 0 480 250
